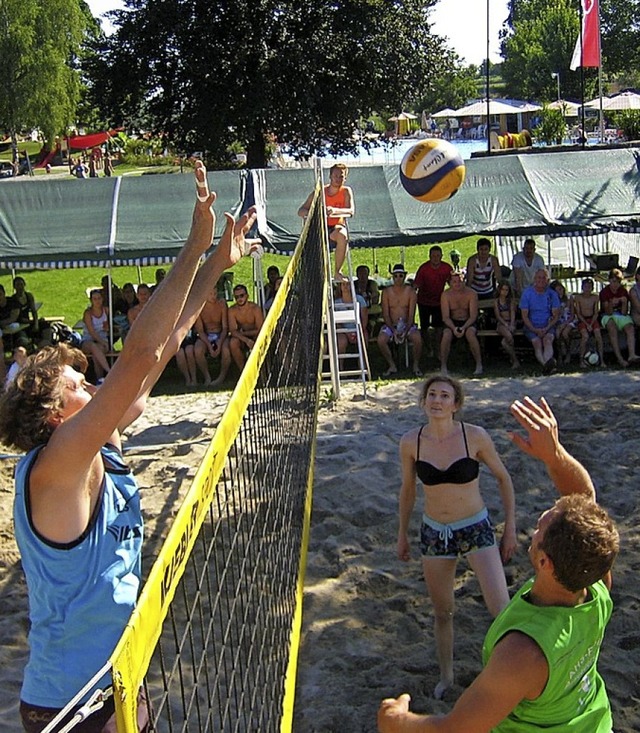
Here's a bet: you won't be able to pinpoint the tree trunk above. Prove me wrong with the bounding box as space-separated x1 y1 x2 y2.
10 129 18 166
245 132 269 169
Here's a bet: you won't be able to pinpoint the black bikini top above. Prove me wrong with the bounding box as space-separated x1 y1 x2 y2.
415 422 479 486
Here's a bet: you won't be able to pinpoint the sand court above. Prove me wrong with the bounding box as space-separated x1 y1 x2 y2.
293 372 640 732
0 374 639 731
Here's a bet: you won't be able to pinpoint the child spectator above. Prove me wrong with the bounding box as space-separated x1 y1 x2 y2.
5 345 28 387
493 279 520 368
550 280 576 365
574 277 605 367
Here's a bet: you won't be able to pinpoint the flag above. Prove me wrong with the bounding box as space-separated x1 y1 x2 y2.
570 0 601 70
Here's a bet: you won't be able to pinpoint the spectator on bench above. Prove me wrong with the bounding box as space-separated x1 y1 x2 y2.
574 277 605 367
229 284 264 373
599 268 639 368
465 238 501 301
520 269 561 374
10 276 40 342
377 264 423 378
440 271 483 377
493 279 520 369
194 284 232 387
80 289 112 382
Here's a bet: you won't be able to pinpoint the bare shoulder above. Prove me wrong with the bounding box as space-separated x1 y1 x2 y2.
464 422 493 447
400 426 420 451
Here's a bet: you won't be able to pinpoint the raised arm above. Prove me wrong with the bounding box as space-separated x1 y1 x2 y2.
48 162 240 464
118 185 257 431
509 396 596 500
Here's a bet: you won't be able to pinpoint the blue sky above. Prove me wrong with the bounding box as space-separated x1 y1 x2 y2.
86 0 509 66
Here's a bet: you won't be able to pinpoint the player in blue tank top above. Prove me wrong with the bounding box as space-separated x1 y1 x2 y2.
0 162 258 733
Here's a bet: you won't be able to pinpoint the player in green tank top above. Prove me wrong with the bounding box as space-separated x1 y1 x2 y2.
378 396 619 733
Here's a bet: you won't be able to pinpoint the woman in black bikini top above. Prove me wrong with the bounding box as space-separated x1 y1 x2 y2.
397 375 517 700
415 421 479 486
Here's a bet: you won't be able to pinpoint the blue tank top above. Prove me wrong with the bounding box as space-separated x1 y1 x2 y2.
14 443 143 707
415 422 480 486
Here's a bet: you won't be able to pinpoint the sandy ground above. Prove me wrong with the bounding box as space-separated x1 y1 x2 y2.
1 372 639 731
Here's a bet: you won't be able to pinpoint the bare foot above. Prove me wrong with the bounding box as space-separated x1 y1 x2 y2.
433 679 453 700
383 366 398 378
473 364 483 376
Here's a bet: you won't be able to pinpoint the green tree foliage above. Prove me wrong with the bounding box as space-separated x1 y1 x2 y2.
0 0 92 158
532 105 566 144
600 0 640 75
415 53 479 114
87 0 452 168
610 110 640 141
500 0 584 101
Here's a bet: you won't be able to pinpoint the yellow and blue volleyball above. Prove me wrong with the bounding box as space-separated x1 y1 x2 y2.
399 139 466 203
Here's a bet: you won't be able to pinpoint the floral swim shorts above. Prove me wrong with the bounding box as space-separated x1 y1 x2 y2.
419 508 496 559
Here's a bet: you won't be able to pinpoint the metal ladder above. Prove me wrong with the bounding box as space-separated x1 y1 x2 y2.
322 241 371 399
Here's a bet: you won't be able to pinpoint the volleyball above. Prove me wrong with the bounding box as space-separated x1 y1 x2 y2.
584 350 600 367
399 139 466 203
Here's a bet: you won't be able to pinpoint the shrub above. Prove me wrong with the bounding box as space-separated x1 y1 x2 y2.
533 105 567 145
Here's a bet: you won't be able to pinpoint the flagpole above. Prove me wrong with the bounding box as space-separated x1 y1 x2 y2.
597 6 604 142
486 0 491 155
579 0 586 150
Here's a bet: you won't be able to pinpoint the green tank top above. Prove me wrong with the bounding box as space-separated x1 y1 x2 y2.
483 578 613 732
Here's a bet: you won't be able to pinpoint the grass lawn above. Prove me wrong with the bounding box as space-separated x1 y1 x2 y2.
0 240 483 328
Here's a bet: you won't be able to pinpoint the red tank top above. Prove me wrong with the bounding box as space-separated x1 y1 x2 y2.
324 185 348 227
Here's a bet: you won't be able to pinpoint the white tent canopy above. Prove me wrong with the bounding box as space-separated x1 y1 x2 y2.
547 99 581 115
431 107 457 118
585 92 640 111
388 112 418 121
453 99 541 116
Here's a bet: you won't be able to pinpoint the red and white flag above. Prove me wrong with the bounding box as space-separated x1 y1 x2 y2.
570 0 601 69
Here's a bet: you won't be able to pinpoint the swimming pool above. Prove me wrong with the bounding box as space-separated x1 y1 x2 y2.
321 138 488 165
276 138 489 168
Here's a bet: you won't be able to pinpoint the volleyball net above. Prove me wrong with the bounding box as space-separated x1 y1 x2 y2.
109 182 328 732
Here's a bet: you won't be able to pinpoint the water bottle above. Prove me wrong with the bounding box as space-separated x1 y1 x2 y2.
395 317 406 344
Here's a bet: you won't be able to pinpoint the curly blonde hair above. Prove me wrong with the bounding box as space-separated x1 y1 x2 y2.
0 344 88 452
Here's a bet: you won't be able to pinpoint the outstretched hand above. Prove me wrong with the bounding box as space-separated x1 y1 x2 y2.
377 694 413 732
188 161 217 256
508 396 559 464
218 206 259 268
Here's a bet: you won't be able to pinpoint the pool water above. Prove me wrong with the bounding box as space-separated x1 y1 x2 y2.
321 138 488 165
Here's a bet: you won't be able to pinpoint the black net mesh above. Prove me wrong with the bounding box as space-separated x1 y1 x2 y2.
138 187 326 733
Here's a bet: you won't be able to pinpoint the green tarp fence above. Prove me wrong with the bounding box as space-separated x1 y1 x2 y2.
1 148 640 268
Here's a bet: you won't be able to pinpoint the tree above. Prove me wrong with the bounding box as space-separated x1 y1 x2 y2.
87 0 452 168
500 0 585 101
600 0 640 75
0 0 93 161
414 53 479 115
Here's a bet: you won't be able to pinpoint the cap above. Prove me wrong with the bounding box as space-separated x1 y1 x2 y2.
391 263 407 275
